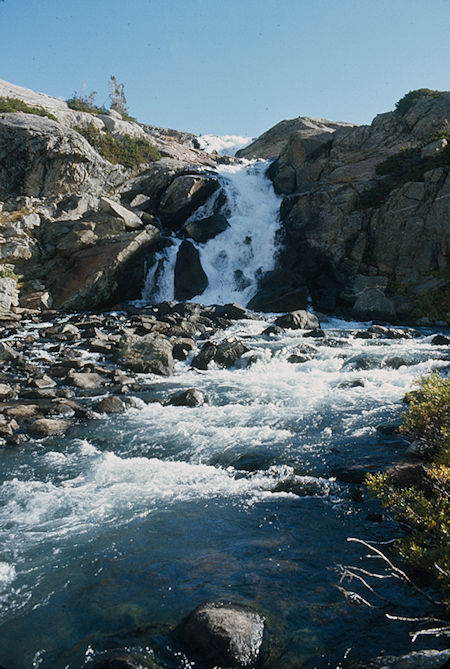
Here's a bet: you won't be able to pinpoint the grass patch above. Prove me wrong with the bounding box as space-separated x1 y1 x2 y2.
0 97 58 122
73 124 160 168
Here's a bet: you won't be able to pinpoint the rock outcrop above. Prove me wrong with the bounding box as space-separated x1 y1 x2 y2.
262 92 450 321
0 78 223 312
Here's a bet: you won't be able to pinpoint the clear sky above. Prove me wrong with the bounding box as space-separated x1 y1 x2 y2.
1 0 449 137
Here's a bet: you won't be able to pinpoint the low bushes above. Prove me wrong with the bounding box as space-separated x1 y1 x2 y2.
0 96 57 121
73 124 160 168
367 372 450 597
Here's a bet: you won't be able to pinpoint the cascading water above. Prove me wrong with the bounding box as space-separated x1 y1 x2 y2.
142 160 282 306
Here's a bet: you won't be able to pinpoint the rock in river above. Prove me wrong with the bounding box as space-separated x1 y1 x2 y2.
179 601 265 668
117 334 174 376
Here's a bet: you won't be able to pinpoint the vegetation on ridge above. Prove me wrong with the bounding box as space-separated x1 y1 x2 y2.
0 96 57 121
73 123 160 168
395 88 448 116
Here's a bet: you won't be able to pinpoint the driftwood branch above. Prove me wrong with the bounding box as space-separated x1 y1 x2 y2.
336 537 450 643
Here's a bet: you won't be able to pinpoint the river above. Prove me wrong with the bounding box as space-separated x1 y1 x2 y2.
0 158 448 668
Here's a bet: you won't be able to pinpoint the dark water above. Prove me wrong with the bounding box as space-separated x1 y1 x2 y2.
0 317 448 668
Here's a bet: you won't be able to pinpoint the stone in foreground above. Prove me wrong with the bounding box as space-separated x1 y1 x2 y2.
117 334 174 376
179 602 265 668
167 388 207 407
274 309 319 330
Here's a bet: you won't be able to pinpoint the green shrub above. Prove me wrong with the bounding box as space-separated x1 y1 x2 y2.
0 97 58 121
73 124 160 168
367 372 450 595
395 89 448 116
67 92 105 115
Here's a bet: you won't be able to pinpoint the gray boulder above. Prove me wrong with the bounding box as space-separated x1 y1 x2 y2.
0 113 125 199
179 602 265 668
167 388 207 407
274 310 320 330
158 174 220 230
184 214 230 243
214 338 249 368
174 240 208 301
191 342 217 370
117 334 174 376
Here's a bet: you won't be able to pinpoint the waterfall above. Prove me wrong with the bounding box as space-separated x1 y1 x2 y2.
142 160 282 306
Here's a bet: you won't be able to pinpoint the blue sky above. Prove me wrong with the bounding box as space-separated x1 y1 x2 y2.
1 0 449 136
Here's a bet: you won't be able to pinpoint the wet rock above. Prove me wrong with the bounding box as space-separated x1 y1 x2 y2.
167 388 207 407
27 418 71 437
247 285 309 313
28 375 56 389
184 213 230 242
4 404 38 419
222 303 254 320
338 379 365 389
261 325 284 336
94 396 127 413
174 240 208 301
172 337 195 361
214 338 249 368
92 655 145 669
274 310 319 330
117 334 174 376
179 601 265 668
303 327 326 338
158 174 220 230
431 334 450 345
191 342 217 370
331 465 378 484
360 648 450 668
0 341 23 362
376 423 400 435
0 416 19 437
67 371 108 390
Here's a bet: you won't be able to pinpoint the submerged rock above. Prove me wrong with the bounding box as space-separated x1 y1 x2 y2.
179 601 265 668
167 388 207 407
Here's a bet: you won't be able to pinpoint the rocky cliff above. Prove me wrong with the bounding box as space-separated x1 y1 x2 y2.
0 80 448 324
0 78 221 314
248 92 449 322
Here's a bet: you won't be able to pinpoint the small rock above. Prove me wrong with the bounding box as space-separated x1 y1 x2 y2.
94 396 127 413
222 303 253 320
67 371 107 390
179 602 265 668
261 325 284 336
0 383 15 400
191 342 217 370
27 418 71 437
214 339 249 368
431 334 450 345
274 310 319 330
167 388 207 407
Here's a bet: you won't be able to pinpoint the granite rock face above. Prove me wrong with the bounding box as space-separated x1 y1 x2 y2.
264 92 450 321
0 78 222 312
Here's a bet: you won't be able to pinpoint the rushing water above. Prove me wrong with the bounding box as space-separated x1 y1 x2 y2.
143 160 282 306
0 159 449 668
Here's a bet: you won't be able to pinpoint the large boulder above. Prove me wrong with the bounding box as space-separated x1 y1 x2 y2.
158 174 220 230
45 225 160 310
352 288 396 321
179 602 265 668
184 213 230 243
0 113 125 199
174 240 208 301
117 334 174 376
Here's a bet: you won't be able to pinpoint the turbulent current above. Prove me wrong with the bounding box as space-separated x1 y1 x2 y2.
0 157 449 668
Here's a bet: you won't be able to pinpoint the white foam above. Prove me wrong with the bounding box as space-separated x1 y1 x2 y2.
0 562 16 587
196 134 253 156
